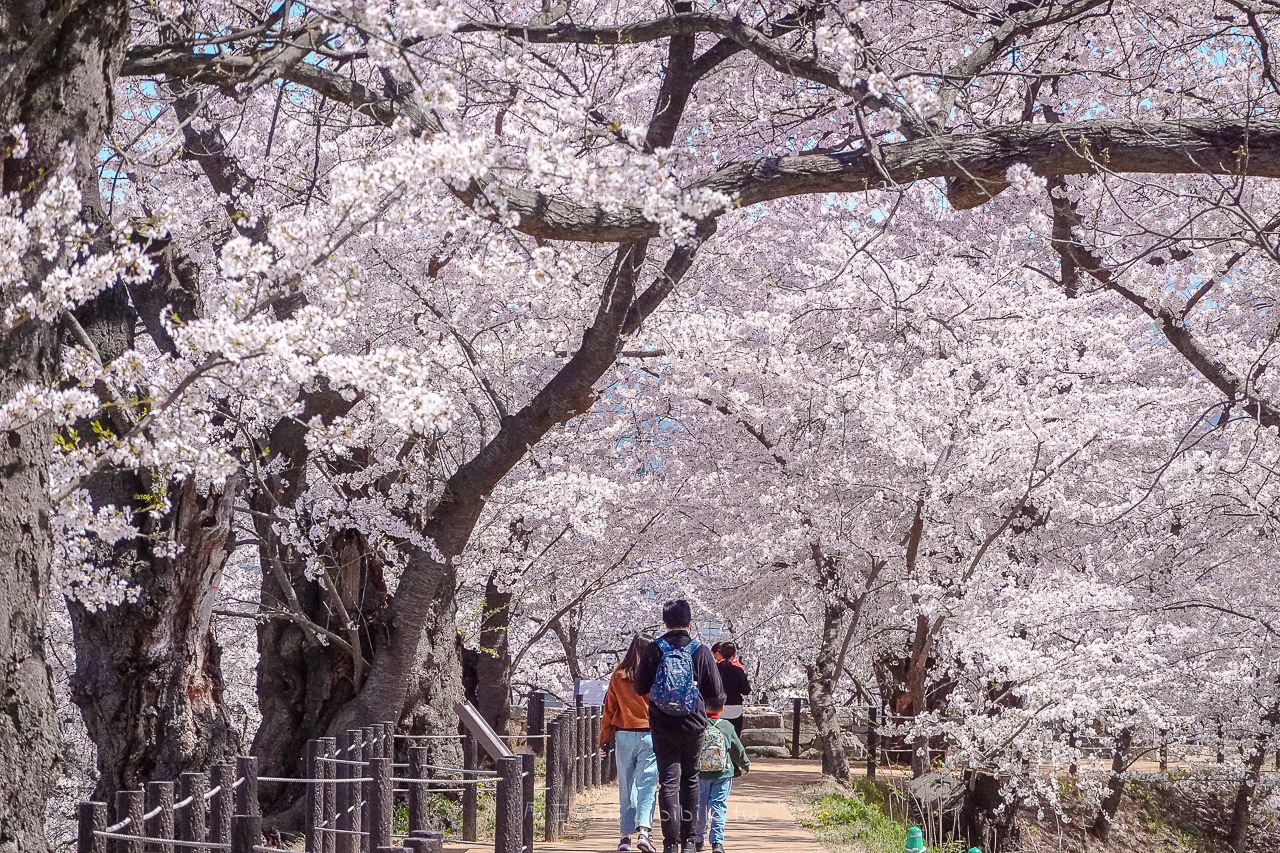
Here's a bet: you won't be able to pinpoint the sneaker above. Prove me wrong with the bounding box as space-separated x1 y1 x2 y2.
618 838 632 852
712 845 724 853
695 844 706 853
636 830 655 852
663 846 681 853
682 844 697 853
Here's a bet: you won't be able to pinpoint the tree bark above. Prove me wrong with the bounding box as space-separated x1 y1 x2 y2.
806 600 851 783
550 613 585 683
1088 727 1133 842
0 2 130 848
1226 697 1280 852
475 574 513 734
70 475 243 803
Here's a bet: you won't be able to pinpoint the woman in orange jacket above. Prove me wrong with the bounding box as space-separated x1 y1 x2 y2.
600 635 658 852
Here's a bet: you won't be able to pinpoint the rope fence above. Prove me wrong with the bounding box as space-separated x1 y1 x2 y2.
76 696 614 853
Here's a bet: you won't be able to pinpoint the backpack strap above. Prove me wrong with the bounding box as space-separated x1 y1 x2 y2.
656 637 674 655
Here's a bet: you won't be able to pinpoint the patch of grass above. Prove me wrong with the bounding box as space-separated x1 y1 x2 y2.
798 784 968 853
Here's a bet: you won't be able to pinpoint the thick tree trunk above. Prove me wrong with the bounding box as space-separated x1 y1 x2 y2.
69 476 242 802
252 517 391 820
1226 698 1280 853
475 575 513 733
0 319 61 853
0 3 129 848
807 600 851 782
1088 727 1133 841
960 771 1016 853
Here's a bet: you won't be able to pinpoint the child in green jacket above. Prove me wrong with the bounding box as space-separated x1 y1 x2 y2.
693 701 750 853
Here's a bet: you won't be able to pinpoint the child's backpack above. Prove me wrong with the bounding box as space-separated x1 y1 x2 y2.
700 723 731 773
650 637 702 716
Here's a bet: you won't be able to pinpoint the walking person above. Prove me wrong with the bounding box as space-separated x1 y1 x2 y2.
634 600 725 853
601 635 659 852
713 642 751 736
693 700 750 853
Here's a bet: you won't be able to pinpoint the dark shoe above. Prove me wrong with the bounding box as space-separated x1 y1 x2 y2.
682 844 697 853
635 830 655 852
618 837 632 852
695 844 705 853
663 846 680 853
712 845 724 853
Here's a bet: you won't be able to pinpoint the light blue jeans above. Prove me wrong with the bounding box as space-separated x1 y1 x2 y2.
615 730 658 835
694 777 732 846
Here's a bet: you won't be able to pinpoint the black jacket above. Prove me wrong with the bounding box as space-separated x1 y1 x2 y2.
633 629 725 736
717 660 751 707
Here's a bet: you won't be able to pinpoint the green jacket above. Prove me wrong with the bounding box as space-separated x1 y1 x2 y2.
702 718 750 782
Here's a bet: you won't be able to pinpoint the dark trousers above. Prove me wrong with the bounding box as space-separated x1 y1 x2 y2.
651 728 701 849
728 714 744 737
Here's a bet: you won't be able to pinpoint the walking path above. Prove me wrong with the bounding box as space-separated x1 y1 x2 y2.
540 759 828 853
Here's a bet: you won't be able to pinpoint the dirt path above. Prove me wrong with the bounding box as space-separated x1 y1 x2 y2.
538 758 828 853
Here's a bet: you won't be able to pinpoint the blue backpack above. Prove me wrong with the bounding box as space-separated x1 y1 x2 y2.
650 637 702 716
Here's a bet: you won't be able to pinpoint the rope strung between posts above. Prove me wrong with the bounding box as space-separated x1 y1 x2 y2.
94 830 230 850
256 773 373 778
389 762 497 775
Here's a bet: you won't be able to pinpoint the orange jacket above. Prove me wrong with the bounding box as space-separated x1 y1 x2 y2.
599 668 650 744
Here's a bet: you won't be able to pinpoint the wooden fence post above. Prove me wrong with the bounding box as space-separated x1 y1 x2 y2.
1159 729 1169 772
146 780 175 853
363 726 379 838
544 718 562 842
574 697 585 794
521 752 535 853
866 706 879 779
306 740 323 853
78 801 107 853
177 772 206 844
462 735 478 842
114 790 144 853
322 737 337 853
408 746 430 835
590 708 602 788
337 729 362 853
791 698 802 759
231 813 261 853
210 764 234 847
495 755 522 853
528 692 546 757
235 756 259 818
370 756 393 849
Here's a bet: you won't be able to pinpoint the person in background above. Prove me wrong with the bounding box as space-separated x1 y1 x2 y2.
693 700 750 853
601 634 659 852
634 600 726 853
713 642 750 736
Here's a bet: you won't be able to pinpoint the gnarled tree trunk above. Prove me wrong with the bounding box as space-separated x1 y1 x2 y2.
70 476 242 802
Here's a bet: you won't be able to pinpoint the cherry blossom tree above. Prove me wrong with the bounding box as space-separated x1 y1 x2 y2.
9 1 1280 847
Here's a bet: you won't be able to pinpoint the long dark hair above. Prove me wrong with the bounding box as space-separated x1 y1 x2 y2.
618 634 652 681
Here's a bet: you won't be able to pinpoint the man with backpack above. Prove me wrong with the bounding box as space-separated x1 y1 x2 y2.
633 600 726 853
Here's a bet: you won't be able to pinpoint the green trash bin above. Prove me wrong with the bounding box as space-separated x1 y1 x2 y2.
903 826 926 852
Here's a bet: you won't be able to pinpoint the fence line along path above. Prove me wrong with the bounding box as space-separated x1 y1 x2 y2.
76 697 614 853
536 758 827 853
